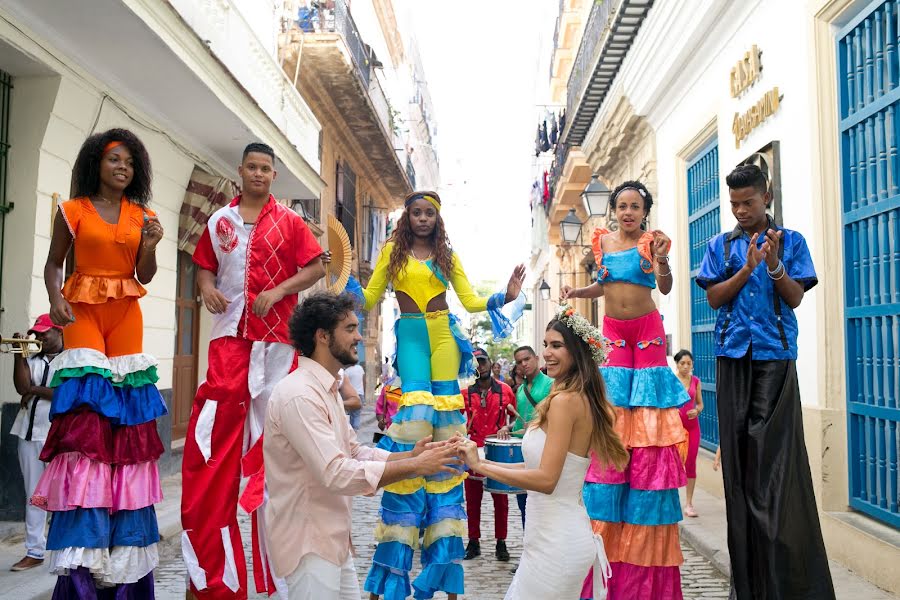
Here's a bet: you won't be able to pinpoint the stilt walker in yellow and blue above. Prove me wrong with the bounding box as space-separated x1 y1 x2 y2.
357 191 525 600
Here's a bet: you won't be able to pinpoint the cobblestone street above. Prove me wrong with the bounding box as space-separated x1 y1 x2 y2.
154 403 731 599
156 490 730 599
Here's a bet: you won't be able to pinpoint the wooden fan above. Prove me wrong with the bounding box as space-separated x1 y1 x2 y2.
326 214 352 293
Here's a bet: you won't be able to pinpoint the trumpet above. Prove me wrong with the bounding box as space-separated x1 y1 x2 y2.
0 338 43 358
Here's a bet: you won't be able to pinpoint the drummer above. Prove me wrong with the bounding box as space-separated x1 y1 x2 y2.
462 347 519 563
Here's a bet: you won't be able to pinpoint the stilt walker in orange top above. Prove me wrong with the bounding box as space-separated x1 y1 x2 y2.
35 128 167 598
180 143 325 599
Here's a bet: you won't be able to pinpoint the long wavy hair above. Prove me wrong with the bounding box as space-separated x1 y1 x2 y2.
531 318 629 471
387 201 454 283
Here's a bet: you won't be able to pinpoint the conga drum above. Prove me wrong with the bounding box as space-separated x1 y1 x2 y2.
484 436 524 494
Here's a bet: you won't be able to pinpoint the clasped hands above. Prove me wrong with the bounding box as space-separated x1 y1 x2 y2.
410 434 481 475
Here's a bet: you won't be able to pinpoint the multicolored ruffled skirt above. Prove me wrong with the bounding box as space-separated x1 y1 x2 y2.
582 310 689 599
32 297 167 597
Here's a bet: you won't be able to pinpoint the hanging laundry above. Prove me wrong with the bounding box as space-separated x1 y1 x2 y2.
535 125 543 157
542 171 550 204
550 113 559 146
559 109 566 134
540 121 551 153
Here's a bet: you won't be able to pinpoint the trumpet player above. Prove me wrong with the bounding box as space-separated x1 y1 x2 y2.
9 314 63 572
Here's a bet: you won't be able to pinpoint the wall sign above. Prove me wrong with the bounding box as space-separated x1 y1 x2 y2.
729 45 782 148
730 45 762 98
732 87 781 148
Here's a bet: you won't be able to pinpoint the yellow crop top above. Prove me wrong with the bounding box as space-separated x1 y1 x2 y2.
361 242 490 313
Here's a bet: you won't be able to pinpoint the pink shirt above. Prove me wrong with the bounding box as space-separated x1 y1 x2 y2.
264 356 390 577
678 376 700 431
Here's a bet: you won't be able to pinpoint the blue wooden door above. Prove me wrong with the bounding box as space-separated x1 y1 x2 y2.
687 142 722 450
838 1 900 528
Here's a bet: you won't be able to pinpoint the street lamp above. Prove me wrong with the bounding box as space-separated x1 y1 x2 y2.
560 208 583 244
539 279 551 301
290 199 311 221
581 175 610 218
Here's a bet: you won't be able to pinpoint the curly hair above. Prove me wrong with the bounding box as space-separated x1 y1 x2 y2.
289 291 358 357
72 128 153 206
609 180 654 217
386 207 454 284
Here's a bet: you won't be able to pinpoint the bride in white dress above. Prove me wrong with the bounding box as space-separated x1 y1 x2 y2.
459 307 629 600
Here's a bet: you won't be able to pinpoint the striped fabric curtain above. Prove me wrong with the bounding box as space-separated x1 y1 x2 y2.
178 166 238 254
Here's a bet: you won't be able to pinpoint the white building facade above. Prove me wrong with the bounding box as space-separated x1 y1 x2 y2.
0 0 323 518
547 0 900 592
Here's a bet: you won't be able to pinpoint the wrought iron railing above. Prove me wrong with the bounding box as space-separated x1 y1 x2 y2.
547 141 570 212
566 0 618 123
333 0 370 88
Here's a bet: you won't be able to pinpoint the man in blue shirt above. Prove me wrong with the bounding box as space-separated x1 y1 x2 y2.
696 164 834 600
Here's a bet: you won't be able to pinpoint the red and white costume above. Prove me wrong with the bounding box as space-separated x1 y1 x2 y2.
181 195 322 599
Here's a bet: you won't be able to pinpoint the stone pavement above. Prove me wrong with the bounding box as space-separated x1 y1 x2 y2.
154 488 731 600
152 398 731 600
0 396 895 599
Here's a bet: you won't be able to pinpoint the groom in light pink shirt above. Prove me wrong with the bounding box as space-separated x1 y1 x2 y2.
264 292 460 600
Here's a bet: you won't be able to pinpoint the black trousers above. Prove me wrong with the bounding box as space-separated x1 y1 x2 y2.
716 355 835 600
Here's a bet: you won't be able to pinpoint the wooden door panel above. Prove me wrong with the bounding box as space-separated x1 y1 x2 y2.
172 251 199 441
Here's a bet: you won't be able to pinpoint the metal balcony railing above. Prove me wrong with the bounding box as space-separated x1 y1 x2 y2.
548 141 570 213
563 0 653 145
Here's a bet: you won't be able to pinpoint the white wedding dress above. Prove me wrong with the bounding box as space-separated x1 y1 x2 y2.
504 427 610 600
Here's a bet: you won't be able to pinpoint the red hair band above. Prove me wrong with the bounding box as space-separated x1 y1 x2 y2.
103 141 124 154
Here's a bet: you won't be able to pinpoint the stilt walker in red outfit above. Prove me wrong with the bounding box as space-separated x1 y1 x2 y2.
180 143 325 599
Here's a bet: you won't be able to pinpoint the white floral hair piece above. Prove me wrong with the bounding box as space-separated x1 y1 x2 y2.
555 304 611 365
612 185 647 201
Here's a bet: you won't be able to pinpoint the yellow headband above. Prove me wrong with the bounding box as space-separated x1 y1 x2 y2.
405 192 441 212
422 195 441 212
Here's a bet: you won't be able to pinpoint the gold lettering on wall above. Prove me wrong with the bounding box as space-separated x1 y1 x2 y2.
732 87 782 148
730 45 762 98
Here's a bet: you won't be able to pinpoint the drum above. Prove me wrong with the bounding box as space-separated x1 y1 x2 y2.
484 436 524 494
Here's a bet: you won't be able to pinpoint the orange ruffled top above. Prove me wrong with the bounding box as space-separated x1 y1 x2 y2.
59 198 153 304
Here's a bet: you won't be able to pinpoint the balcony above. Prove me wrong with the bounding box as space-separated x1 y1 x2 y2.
550 0 591 103
281 0 413 201
562 0 654 145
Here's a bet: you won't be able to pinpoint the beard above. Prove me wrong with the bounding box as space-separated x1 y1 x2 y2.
329 339 357 366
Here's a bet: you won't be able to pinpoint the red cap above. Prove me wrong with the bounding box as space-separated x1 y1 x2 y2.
28 314 62 334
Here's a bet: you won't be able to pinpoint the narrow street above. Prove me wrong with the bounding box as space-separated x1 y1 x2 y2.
153 401 730 599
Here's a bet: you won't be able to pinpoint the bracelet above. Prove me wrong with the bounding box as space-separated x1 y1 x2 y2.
657 267 672 277
656 255 669 263
142 245 156 252
767 261 785 280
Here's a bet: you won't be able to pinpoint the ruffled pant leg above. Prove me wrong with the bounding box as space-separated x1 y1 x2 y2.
413 381 467 599
42 298 168 597
364 385 432 600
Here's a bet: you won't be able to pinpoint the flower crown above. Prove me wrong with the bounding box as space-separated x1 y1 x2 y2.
556 304 610 365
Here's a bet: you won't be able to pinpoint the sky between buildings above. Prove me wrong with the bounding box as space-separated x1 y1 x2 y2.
400 0 558 285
